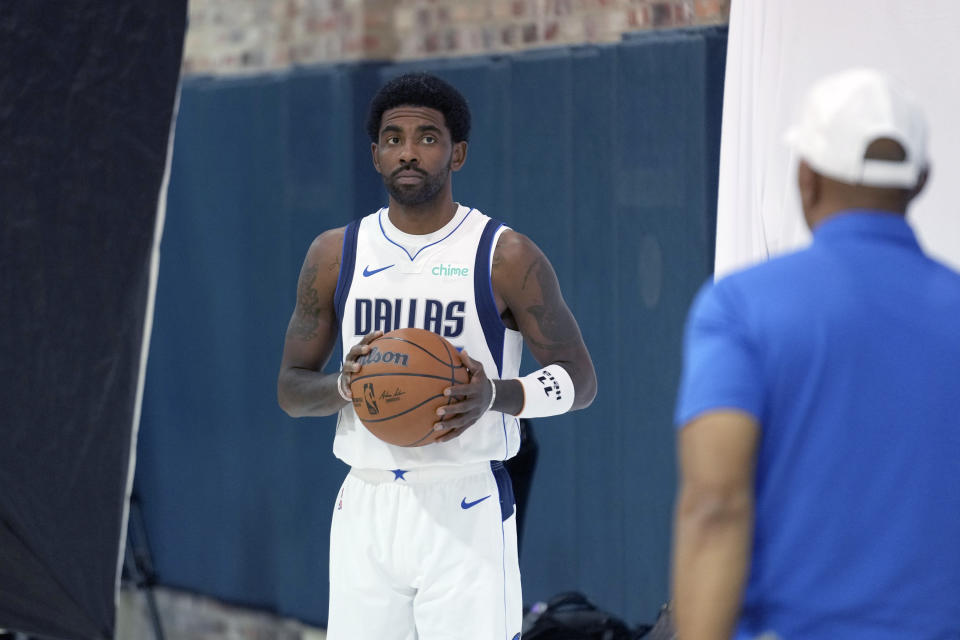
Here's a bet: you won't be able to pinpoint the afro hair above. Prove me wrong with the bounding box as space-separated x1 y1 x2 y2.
366 72 471 144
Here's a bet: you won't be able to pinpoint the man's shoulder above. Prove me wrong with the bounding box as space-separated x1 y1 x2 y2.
924 253 960 289
693 248 821 326
311 209 384 249
490 228 545 271
716 246 825 301
718 245 817 289
306 225 350 258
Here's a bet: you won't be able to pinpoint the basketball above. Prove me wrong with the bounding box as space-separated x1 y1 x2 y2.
349 328 469 447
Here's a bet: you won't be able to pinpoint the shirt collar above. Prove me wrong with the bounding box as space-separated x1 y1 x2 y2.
813 209 920 250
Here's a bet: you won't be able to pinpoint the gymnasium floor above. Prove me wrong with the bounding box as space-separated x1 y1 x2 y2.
117 586 327 639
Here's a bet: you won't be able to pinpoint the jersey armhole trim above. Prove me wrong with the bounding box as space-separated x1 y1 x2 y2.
475 218 507 377
334 219 361 338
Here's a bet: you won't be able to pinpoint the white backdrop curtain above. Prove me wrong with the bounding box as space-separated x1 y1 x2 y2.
716 0 960 277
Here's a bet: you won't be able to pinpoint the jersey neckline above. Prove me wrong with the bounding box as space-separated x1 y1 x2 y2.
377 204 474 261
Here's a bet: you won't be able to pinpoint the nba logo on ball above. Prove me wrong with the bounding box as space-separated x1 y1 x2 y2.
363 383 379 415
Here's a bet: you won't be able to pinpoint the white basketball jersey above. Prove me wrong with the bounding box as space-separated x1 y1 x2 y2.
333 205 523 469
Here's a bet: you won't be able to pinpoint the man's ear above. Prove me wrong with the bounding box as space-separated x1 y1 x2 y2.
450 141 467 172
909 166 929 201
371 142 381 173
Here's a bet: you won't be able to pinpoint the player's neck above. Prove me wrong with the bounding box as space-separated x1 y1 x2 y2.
387 196 459 235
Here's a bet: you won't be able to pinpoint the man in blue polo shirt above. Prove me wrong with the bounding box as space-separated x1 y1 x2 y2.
670 68 960 640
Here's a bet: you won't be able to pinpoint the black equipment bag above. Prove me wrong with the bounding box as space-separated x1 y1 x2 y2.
522 591 635 640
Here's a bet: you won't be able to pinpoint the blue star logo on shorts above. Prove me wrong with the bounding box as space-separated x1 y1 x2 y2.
391 469 408 481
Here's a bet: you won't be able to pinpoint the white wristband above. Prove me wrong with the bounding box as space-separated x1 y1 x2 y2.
515 364 575 418
485 377 497 413
336 370 352 402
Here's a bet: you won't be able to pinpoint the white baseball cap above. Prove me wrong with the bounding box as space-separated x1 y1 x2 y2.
784 68 928 188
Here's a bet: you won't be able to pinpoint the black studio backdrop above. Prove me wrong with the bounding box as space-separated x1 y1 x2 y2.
0 3 185 639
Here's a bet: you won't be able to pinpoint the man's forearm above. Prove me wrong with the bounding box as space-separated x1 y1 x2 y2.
672 488 753 640
277 367 348 417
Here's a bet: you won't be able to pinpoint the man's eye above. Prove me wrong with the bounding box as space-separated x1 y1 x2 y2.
386 136 400 144
422 135 436 144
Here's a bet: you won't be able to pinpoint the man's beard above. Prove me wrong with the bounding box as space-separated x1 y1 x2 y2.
383 162 450 206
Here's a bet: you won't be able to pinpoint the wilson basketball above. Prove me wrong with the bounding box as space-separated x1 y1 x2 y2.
349 328 468 447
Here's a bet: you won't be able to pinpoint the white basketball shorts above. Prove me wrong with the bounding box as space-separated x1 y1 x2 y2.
326 461 522 640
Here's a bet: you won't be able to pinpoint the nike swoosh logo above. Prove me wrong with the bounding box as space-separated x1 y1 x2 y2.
362 264 395 277
461 495 491 510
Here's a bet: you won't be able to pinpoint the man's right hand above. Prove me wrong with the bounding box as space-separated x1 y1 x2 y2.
339 331 384 398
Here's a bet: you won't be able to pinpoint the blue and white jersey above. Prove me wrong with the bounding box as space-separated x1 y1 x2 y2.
333 204 523 469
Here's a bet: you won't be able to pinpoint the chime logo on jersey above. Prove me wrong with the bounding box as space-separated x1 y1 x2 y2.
354 298 466 337
431 263 470 277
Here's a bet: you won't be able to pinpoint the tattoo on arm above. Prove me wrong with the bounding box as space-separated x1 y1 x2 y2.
291 263 321 340
522 257 578 351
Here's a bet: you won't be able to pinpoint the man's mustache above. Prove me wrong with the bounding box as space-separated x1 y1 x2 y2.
391 165 428 178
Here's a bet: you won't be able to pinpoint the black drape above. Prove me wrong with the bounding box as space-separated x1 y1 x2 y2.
0 2 186 638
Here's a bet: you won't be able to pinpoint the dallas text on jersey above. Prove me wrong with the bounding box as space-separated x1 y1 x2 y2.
354 298 467 338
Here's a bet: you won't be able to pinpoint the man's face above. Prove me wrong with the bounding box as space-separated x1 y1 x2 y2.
372 106 464 206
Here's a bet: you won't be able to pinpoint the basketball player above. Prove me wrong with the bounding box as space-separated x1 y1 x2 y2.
672 68 960 639
277 72 597 639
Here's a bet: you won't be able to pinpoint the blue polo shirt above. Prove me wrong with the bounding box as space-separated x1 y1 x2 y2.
676 210 960 639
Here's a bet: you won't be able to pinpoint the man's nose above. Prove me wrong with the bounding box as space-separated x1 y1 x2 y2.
398 139 419 164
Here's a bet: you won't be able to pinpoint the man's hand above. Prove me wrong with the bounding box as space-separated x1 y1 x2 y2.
339 331 384 398
433 349 493 442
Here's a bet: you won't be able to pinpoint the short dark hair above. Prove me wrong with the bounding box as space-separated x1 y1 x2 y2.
365 72 471 144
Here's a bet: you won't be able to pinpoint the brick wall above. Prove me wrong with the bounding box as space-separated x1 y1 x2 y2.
183 0 729 75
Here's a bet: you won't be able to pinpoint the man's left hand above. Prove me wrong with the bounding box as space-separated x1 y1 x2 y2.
433 349 493 442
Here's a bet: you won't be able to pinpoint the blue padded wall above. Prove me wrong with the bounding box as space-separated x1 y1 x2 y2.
136 27 726 628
